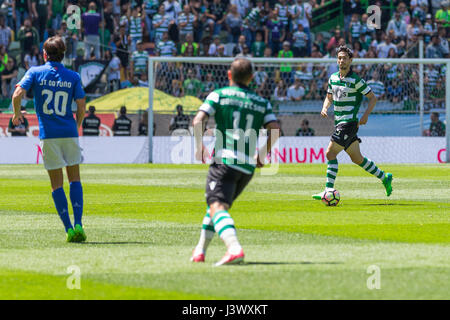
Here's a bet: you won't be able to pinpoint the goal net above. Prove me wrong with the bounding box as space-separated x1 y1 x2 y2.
148 57 449 163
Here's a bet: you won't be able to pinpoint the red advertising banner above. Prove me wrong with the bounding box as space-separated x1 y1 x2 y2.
0 113 117 137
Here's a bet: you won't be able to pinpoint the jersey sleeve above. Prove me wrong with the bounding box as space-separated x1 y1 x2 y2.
16 68 35 91
355 77 371 95
199 91 219 116
327 77 333 94
263 101 277 126
73 73 86 100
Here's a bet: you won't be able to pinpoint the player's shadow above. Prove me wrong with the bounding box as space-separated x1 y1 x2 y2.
365 203 422 206
78 241 154 245
241 261 343 266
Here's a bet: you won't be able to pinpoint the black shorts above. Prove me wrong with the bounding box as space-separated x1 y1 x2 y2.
205 163 253 208
331 121 362 150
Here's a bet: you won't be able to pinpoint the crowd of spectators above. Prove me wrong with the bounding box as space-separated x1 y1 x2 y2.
0 0 448 111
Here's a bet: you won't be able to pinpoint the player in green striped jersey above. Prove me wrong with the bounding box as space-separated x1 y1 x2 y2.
191 58 280 266
312 45 393 200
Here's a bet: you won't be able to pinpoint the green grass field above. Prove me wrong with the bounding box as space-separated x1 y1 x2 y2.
0 164 449 300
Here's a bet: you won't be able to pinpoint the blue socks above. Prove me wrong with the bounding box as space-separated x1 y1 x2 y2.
69 181 83 227
52 187 73 232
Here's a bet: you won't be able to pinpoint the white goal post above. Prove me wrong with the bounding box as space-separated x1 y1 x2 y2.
148 57 450 163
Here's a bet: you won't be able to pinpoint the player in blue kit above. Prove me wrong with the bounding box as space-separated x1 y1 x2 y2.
12 36 87 242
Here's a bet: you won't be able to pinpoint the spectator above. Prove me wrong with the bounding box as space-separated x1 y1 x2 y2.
82 2 102 60
23 44 39 69
274 79 287 101
230 0 249 18
290 0 312 54
153 4 175 44
287 76 305 101
139 110 149 136
169 104 190 134
180 32 199 56
296 119 315 136
225 4 243 44
242 0 264 47
171 79 183 97
209 0 227 36
326 28 343 52
200 72 217 99
438 27 449 57
208 35 221 56
177 4 196 43
0 15 12 49
183 68 202 97
251 31 265 57
386 78 404 103
265 8 285 56
129 6 143 54
412 1 428 24
115 31 130 80
130 40 148 79
313 32 327 55
367 71 385 99
397 2 410 25
253 65 268 94
8 107 29 136
17 17 39 56
232 35 246 56
142 0 159 43
349 13 361 44
51 0 64 31
12 0 30 35
292 23 308 57
377 34 397 58
31 0 50 41
113 106 132 136
423 14 437 45
352 40 366 58
407 16 424 40
1 56 17 97
156 31 176 56
82 106 101 136
275 0 290 31
387 11 408 40
105 50 121 92
305 80 321 100
426 35 445 58
423 112 446 136
162 0 182 21
435 0 450 28
216 44 226 57
200 0 218 39
278 41 293 84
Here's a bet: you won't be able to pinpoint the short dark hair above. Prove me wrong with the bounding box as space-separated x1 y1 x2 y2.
230 58 253 85
43 36 66 62
336 45 353 59
89 106 96 113
431 112 439 118
120 106 127 115
302 119 309 125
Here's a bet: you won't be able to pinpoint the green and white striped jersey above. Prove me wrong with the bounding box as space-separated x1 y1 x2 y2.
177 12 195 34
129 16 142 40
327 71 371 125
131 50 148 72
199 86 277 174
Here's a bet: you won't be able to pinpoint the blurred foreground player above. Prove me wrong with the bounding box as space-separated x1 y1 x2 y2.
12 36 87 242
191 58 280 266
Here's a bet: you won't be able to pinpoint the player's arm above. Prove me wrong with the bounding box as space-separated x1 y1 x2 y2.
321 92 333 118
360 91 377 125
257 120 281 168
192 110 209 162
75 98 86 129
11 86 26 126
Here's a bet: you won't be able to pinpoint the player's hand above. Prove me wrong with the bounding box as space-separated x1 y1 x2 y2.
320 108 328 118
359 115 368 125
12 113 24 126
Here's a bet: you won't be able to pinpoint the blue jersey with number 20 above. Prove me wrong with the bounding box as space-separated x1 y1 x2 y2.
17 61 85 139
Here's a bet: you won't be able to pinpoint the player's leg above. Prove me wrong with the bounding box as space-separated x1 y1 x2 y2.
42 139 75 241
48 168 75 241
191 206 215 262
345 140 393 196
312 141 344 200
67 164 86 242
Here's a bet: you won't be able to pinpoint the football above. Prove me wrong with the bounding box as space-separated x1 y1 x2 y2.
321 189 340 206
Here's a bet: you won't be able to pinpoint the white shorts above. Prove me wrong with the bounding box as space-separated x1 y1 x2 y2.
40 138 83 170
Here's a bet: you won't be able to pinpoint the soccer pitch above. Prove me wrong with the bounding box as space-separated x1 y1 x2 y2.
0 164 449 300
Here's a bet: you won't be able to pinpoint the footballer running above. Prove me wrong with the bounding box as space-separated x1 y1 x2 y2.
191 58 280 266
312 45 393 200
12 36 87 242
